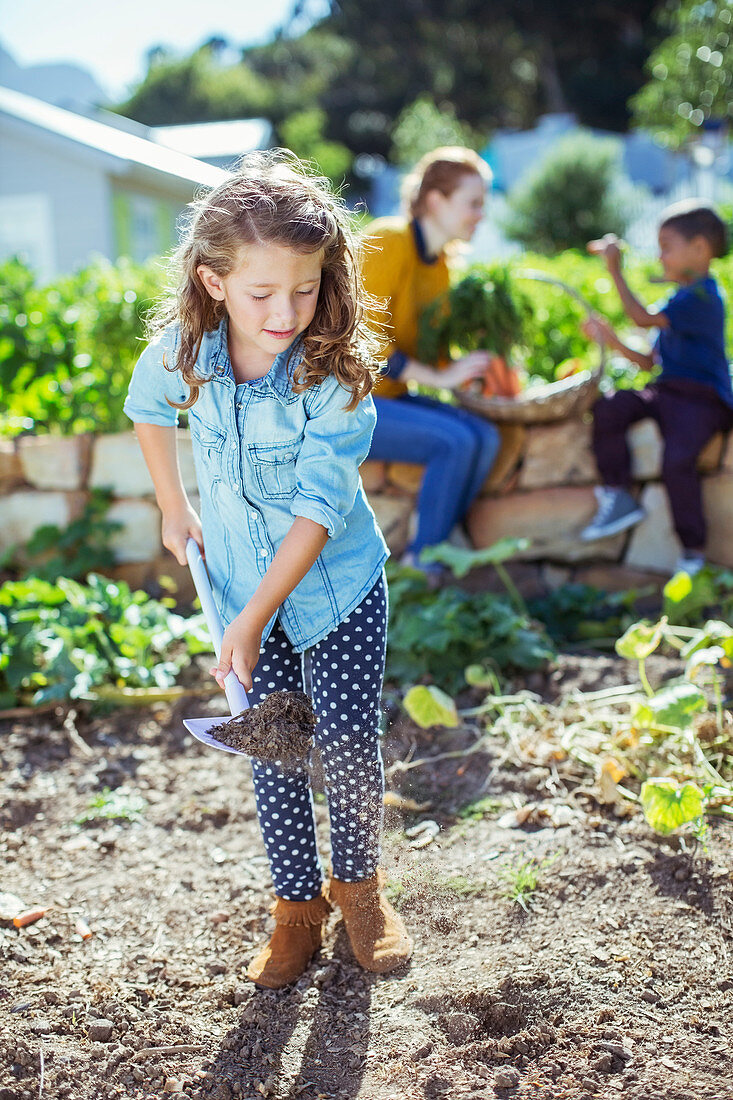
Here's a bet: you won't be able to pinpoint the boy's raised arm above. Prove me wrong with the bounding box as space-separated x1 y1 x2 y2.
587 235 668 330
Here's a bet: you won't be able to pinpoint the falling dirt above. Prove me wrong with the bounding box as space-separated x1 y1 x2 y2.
1 657 732 1100
207 692 315 765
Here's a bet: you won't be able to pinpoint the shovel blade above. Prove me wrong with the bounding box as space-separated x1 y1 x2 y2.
182 715 248 755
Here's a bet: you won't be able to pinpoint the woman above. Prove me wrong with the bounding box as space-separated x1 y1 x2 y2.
362 147 501 568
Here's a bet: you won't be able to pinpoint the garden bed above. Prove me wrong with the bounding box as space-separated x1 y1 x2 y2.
1 654 731 1100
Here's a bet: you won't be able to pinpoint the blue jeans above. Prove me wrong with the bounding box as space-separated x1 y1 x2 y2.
369 395 500 554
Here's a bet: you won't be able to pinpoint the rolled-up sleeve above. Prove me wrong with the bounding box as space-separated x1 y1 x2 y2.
291 377 377 538
123 331 187 426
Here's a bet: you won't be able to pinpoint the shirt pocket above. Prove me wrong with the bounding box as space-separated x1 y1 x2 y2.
248 436 301 500
189 416 227 478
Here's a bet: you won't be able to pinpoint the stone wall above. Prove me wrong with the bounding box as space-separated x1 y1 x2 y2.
1 420 731 599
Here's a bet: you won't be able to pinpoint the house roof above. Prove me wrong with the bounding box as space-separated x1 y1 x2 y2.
0 85 227 189
152 118 272 160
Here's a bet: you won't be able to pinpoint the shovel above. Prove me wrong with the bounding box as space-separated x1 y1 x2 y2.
183 537 249 755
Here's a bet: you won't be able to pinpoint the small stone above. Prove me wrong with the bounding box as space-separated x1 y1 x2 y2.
163 1080 183 1095
206 962 227 976
641 990 660 1003
591 1054 613 1073
674 867 689 882
442 1012 476 1044
494 1067 520 1089
411 1043 433 1061
210 911 230 925
88 1019 114 1043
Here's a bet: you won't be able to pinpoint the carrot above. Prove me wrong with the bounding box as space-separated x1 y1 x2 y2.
13 906 53 928
482 355 522 398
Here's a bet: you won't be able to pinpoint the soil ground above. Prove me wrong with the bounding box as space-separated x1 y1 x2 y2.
2 654 732 1100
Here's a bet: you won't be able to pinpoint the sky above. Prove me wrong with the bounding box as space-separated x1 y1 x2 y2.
0 0 327 100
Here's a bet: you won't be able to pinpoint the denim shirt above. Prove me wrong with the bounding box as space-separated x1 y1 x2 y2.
124 321 388 651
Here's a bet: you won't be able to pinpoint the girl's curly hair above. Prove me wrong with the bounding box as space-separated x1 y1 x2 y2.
148 149 382 411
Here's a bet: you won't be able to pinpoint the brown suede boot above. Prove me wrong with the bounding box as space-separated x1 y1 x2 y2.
246 890 331 990
330 870 412 973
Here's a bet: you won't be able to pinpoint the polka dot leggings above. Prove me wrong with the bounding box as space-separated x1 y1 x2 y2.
249 572 387 901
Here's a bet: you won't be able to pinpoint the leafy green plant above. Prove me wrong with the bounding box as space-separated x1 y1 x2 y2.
0 573 210 708
663 565 733 627
386 561 554 692
75 787 147 825
417 264 531 364
496 854 558 911
403 684 459 728
1 489 121 581
527 583 643 647
640 778 705 836
457 796 503 821
503 132 629 254
0 256 160 437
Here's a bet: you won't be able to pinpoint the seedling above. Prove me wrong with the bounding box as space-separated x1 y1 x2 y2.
496 854 559 912
75 787 146 825
457 796 503 821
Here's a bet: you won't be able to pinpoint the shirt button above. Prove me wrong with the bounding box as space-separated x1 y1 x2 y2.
259 549 268 557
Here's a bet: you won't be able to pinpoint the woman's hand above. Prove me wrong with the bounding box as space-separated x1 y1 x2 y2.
587 234 624 272
211 609 263 694
161 503 204 566
441 350 493 389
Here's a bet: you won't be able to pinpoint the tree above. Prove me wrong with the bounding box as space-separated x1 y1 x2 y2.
390 96 482 165
630 0 733 149
279 108 353 183
503 132 628 253
116 44 274 125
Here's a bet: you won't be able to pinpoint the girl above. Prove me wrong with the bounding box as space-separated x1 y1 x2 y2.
124 150 412 989
362 147 510 571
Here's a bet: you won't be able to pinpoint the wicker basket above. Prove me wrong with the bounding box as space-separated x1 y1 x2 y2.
455 270 606 424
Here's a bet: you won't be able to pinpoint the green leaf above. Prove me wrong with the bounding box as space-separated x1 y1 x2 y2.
633 682 707 730
421 538 530 578
403 684 459 729
640 778 705 835
615 619 664 660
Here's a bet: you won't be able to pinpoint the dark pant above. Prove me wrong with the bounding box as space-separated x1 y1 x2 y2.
249 573 387 901
369 395 500 554
592 379 732 550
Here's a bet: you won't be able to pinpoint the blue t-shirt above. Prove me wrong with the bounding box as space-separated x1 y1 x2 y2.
654 276 733 408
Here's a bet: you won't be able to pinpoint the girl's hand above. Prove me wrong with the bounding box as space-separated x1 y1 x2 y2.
161 503 204 566
211 610 263 693
587 234 623 271
582 315 616 347
442 350 492 389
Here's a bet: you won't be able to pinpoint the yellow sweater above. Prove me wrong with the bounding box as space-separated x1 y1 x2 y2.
362 217 450 399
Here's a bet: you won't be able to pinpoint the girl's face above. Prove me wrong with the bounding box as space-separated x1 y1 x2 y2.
198 243 323 375
425 173 486 243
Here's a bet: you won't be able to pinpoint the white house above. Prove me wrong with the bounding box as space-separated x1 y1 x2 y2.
0 86 232 279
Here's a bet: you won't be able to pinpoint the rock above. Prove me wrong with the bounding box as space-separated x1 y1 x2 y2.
518 419 594 490
441 1012 476 1044
18 434 91 491
89 432 156 497
386 461 423 493
494 1067 520 1089
0 440 24 492
163 1079 183 1094
206 961 227 976
0 490 70 554
360 460 387 493
704 472 733 569
210 910 230 925
591 1054 613 1073
88 1019 114 1042
641 989 660 1003
106 499 161 563
367 493 413 556
484 423 526 493
624 484 678 574
468 485 626 562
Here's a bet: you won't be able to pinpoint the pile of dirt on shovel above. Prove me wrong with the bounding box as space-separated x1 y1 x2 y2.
208 690 315 765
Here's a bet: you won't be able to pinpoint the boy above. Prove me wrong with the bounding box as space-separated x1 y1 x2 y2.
581 200 732 575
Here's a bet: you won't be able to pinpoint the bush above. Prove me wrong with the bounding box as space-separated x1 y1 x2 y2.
0 256 161 437
503 132 629 253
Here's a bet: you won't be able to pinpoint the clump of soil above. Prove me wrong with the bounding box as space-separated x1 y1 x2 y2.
208 690 315 764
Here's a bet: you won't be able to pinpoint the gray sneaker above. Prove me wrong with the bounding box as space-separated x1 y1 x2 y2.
581 487 645 541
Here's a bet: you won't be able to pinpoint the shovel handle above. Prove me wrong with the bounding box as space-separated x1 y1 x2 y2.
185 538 249 716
